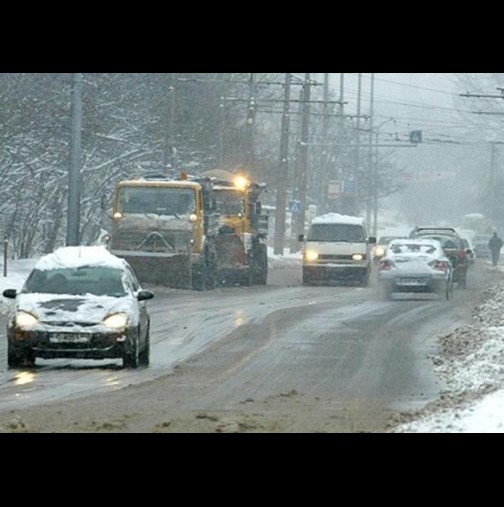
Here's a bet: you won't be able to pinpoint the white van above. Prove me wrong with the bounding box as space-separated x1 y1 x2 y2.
298 213 376 286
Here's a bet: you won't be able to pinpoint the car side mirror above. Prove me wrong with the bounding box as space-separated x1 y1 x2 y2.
298 234 305 242
3 288 17 299
368 237 377 244
137 290 154 301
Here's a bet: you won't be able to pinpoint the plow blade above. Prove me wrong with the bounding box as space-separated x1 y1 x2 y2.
112 251 192 288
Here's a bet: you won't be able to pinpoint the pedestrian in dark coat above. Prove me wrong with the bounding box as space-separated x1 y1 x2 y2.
489 232 503 267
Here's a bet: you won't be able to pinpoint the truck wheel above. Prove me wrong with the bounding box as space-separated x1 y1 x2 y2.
253 244 268 285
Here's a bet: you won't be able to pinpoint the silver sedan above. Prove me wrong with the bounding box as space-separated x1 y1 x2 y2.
377 238 454 301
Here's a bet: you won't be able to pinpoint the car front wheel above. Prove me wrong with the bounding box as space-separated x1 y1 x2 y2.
123 332 140 369
139 325 150 367
8 343 35 369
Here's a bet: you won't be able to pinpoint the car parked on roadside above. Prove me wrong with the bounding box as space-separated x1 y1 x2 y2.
472 234 491 259
460 237 476 267
2 245 154 369
377 238 454 301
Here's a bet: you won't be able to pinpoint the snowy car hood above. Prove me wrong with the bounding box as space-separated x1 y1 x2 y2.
14 293 138 326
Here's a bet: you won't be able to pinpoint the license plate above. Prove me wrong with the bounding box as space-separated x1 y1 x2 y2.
49 333 91 344
399 278 425 285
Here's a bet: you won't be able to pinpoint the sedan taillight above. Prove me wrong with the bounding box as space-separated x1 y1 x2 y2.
429 260 449 271
379 260 393 271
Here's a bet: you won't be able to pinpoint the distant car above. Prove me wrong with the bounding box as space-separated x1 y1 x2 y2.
372 236 405 264
410 226 460 239
460 238 476 267
2 245 154 369
377 238 454 300
410 229 468 289
472 234 491 259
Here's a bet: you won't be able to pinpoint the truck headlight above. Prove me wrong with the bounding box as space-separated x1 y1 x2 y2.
305 250 319 262
102 313 128 330
15 311 39 330
352 254 364 261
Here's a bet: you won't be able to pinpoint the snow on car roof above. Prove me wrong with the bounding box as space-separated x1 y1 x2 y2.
34 246 128 271
311 213 364 225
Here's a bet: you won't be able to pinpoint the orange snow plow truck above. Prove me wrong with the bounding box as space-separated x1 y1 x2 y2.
200 169 269 286
108 172 220 290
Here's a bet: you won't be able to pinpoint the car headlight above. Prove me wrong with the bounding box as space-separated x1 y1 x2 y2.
374 246 385 257
102 312 128 330
352 254 364 261
16 311 39 330
304 250 319 262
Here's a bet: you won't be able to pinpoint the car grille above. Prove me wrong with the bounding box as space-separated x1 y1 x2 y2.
112 230 192 252
318 254 367 261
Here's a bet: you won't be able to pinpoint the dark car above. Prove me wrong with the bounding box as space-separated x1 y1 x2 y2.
2 246 154 369
412 234 468 288
460 238 475 267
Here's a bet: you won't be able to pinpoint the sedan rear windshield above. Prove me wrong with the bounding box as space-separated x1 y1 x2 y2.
307 223 366 242
22 267 127 297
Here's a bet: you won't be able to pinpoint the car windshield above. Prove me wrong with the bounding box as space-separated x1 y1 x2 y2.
214 189 244 216
22 266 127 297
307 223 365 242
118 187 196 216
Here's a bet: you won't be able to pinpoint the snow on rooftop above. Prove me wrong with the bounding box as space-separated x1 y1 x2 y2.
34 246 127 271
311 213 364 225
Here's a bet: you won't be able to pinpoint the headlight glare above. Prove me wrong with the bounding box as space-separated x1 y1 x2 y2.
102 313 128 330
352 253 364 261
304 250 319 262
16 311 38 329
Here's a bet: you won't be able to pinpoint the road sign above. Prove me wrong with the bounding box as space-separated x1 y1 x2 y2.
342 179 355 193
328 180 341 199
289 200 302 214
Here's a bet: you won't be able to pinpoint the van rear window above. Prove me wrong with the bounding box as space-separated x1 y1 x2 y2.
307 223 365 242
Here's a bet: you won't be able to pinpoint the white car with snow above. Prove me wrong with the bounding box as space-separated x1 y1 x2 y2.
2 245 154 369
377 238 454 300
299 213 376 286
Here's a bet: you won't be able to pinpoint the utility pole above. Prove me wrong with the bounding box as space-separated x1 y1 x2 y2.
162 73 178 177
320 73 330 213
218 73 230 166
274 73 292 255
292 73 311 252
245 73 257 168
335 73 345 213
67 72 82 247
353 73 362 216
366 73 375 231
